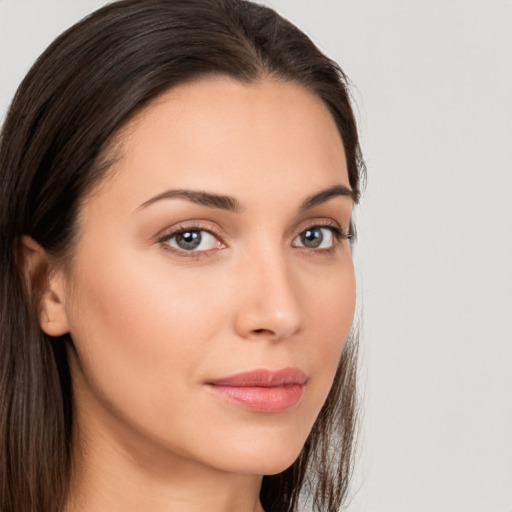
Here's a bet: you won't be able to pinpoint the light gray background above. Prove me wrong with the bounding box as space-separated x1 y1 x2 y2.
1 1 511 511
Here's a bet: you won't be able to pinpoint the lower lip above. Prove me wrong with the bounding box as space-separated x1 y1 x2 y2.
207 384 305 413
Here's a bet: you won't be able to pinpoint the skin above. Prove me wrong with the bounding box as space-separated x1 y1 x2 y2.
35 76 356 512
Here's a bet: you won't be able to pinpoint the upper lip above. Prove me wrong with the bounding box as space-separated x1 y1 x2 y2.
207 367 307 387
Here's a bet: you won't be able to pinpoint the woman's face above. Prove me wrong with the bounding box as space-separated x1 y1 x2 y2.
53 76 356 477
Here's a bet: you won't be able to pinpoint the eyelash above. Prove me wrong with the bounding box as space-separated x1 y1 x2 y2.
157 222 352 259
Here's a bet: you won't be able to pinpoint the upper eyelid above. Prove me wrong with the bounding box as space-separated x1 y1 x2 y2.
161 217 345 234
157 222 224 242
157 219 343 238
292 218 343 237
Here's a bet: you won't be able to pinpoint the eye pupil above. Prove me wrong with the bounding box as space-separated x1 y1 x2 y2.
301 228 323 248
176 231 201 250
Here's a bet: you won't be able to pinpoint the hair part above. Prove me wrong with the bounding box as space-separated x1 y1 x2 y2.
0 1 365 511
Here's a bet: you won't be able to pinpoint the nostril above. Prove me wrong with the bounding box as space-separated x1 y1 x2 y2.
252 329 279 341
252 328 277 338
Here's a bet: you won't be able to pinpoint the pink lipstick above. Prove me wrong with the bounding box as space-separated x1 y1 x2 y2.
206 368 307 413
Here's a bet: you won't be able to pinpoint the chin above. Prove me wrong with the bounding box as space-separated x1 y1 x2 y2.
207 431 308 476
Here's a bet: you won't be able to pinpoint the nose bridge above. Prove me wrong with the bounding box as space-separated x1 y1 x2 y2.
234 237 302 341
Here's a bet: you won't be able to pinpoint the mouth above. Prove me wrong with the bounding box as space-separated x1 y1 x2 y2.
206 368 307 413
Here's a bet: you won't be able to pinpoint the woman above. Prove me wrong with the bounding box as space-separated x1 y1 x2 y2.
0 1 365 511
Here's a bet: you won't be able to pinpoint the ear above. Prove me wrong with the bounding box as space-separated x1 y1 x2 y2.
19 235 70 337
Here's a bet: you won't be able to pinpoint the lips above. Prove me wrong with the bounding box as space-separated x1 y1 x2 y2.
206 368 307 413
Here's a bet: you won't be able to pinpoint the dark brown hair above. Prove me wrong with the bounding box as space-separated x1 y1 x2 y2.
0 1 365 511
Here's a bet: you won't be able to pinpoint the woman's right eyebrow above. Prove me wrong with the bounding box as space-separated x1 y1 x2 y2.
136 189 243 213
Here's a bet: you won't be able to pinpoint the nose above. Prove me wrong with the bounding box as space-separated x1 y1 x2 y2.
233 250 302 342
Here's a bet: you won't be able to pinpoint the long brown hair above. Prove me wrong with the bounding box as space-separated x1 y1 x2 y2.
0 1 365 511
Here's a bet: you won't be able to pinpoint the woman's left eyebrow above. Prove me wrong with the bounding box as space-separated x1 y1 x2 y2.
299 185 356 211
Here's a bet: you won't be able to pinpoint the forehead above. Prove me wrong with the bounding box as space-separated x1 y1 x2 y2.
93 76 349 209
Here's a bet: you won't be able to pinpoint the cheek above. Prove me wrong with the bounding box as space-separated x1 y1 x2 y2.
64 248 230 418
305 257 356 344
301 259 356 397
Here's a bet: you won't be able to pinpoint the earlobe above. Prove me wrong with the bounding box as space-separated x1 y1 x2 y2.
19 235 70 337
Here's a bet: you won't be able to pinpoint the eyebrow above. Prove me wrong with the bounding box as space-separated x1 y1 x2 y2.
138 189 242 212
299 185 356 211
137 184 355 213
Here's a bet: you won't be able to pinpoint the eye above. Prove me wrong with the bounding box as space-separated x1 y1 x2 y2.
292 225 345 250
161 228 224 252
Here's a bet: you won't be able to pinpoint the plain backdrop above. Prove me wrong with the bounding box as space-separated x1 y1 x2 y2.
1 1 511 511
